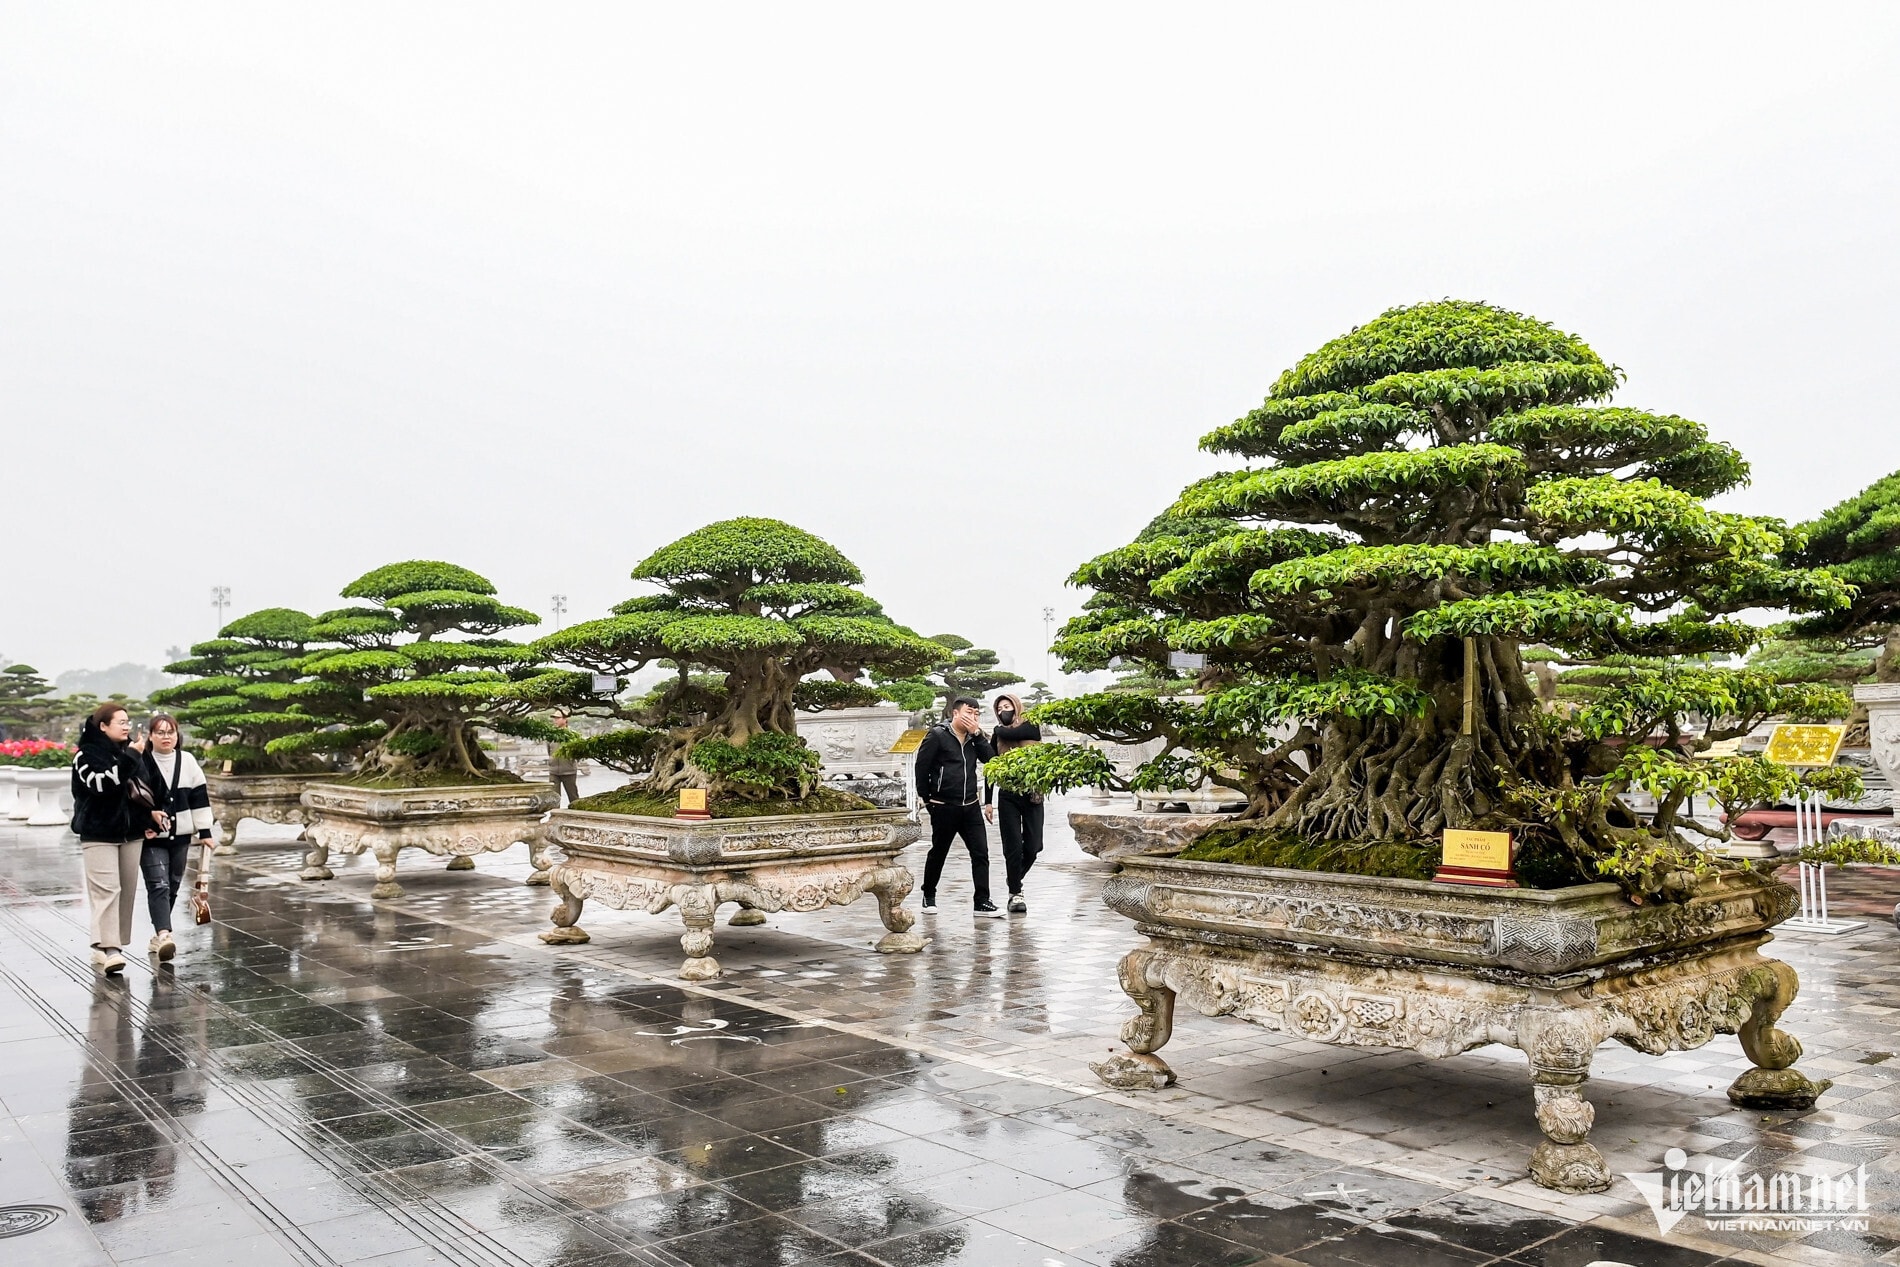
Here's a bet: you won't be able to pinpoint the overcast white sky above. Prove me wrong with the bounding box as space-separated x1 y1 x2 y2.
4 4 1897 683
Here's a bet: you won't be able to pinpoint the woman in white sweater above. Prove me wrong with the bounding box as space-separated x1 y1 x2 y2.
140 714 216 960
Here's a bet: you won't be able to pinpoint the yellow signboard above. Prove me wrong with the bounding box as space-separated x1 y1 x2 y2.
888 728 928 755
1442 830 1512 872
1762 724 1846 769
677 788 708 813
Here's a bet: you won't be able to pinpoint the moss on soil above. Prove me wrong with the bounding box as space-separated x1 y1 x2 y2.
569 784 876 819
1178 825 1440 881
339 770 525 789
1177 823 1587 889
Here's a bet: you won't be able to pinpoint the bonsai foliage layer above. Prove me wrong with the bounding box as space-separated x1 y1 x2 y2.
270 561 582 784
537 518 948 799
153 608 356 772
988 301 1856 899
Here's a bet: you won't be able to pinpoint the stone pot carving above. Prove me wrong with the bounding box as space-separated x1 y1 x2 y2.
1092 856 1827 1195
1068 807 1237 862
206 772 347 854
539 806 927 980
1855 683 1900 791
300 781 558 899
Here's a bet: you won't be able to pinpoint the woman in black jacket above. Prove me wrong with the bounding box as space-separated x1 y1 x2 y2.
72 702 168 974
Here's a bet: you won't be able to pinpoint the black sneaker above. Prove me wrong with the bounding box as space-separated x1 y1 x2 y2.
920 897 938 913
1007 894 1026 914
973 902 1004 919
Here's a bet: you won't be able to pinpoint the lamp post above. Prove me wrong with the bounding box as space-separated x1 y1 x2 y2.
211 586 231 631
551 594 568 628
1042 606 1055 686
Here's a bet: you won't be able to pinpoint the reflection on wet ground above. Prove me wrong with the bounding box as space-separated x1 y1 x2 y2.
1 815 1893 1266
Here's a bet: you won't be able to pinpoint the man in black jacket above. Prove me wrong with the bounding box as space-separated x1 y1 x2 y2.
913 697 1002 917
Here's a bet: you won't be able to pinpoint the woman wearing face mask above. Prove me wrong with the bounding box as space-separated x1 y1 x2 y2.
139 713 216 961
71 703 169 974
982 693 1043 914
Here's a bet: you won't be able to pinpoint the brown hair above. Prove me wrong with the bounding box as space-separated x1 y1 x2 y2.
89 701 129 727
148 712 180 735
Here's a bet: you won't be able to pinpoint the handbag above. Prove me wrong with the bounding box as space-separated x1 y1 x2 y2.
190 843 213 925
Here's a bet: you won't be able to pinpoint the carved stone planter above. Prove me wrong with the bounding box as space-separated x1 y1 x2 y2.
207 772 347 854
539 806 927 980
1093 857 1826 1195
16 768 72 826
1856 683 1900 792
300 781 558 899
1069 807 1237 861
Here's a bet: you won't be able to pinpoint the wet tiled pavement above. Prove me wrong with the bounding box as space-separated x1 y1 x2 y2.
2 799 1898 1266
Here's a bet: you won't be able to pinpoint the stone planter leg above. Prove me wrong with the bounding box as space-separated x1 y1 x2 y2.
1728 960 1831 1109
1092 948 1178 1091
539 867 590 945
868 866 928 953
300 839 333 881
370 841 404 900
1519 1011 1611 1194
215 808 242 855
676 883 721 981
728 906 767 926
445 854 476 871
525 835 553 887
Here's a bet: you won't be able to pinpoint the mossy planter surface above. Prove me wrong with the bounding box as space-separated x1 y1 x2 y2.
299 781 558 899
206 771 347 854
1095 855 1826 1196
540 806 927 980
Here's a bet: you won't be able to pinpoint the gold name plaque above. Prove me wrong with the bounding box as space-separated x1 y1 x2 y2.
1436 829 1517 888
1761 724 1846 770
676 788 711 820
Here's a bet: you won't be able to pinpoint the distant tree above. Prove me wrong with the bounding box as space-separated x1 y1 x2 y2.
1021 681 1056 707
537 518 947 799
270 561 581 784
0 664 56 739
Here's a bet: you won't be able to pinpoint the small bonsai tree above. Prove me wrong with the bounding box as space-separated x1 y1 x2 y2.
989 301 1860 899
0 664 56 739
875 632 1023 715
536 518 949 801
270 561 583 784
152 608 357 772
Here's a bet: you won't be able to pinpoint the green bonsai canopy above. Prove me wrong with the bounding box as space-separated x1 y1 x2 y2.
988 300 1858 899
537 517 948 799
153 608 357 772
1781 468 1900 683
269 561 583 783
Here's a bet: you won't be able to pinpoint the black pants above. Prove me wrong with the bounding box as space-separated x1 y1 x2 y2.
923 802 990 907
553 773 580 805
996 790 1044 895
140 838 190 933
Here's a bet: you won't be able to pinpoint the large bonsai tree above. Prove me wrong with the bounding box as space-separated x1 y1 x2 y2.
270 561 582 783
152 608 357 772
536 518 948 799
991 301 1856 897
0 664 56 739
